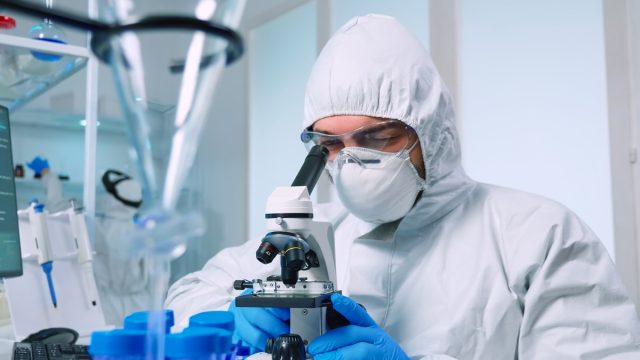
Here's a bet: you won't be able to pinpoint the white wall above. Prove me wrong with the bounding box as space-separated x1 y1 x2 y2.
331 0 429 48
458 0 614 256
248 1 317 240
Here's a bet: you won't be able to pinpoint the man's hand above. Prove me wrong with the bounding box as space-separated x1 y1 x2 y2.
227 289 290 351
308 293 409 360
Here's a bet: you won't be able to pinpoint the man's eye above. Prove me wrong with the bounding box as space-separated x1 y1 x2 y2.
318 139 343 148
365 132 400 143
370 134 396 141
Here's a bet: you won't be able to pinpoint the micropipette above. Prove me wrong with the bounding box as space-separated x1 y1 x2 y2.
27 200 57 308
66 200 98 307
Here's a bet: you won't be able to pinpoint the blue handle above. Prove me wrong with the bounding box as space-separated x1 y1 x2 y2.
41 261 57 308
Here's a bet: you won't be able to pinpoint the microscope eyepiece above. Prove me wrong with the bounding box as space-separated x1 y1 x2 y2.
291 145 329 195
256 241 278 264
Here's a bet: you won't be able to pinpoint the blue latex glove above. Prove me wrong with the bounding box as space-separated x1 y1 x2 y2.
27 156 49 174
308 293 409 360
227 289 290 351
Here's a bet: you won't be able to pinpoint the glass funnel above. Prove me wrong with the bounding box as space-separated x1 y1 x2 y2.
96 0 246 359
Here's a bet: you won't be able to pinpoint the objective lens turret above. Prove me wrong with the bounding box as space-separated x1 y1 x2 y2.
256 241 278 264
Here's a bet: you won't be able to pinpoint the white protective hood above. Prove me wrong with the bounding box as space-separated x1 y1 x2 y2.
304 14 475 226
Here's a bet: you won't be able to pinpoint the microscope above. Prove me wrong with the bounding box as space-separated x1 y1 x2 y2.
234 145 346 359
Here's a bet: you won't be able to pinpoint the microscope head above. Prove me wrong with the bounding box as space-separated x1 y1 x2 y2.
253 145 334 286
256 187 321 286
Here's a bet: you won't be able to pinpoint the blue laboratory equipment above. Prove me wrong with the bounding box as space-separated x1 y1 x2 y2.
27 0 67 62
189 311 250 359
89 329 147 360
27 200 57 308
166 327 232 360
124 309 175 333
189 311 234 332
89 309 235 359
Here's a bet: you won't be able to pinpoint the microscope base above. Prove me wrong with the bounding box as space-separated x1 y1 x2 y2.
235 291 337 308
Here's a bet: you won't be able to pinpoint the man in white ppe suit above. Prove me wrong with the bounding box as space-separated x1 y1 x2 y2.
165 15 640 359
93 169 153 326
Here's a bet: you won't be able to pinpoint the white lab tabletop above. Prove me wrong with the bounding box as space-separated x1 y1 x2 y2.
0 322 14 359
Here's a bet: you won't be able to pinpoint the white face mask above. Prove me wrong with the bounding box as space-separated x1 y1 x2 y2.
329 144 425 224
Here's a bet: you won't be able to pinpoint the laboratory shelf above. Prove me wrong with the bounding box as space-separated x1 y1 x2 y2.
10 108 126 134
13 178 106 211
14 178 84 191
14 178 87 200
0 33 90 112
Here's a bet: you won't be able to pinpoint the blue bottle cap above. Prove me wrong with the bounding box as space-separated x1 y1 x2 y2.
89 329 146 356
165 328 220 358
189 311 234 332
124 309 175 333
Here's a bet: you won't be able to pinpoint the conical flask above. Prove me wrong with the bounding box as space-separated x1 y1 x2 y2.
96 1 245 359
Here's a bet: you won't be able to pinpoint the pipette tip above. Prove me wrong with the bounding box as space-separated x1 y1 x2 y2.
41 262 58 309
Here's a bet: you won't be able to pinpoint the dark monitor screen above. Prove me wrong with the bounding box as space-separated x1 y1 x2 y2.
0 105 22 278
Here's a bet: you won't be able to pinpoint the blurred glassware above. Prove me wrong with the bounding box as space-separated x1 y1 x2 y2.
97 1 246 359
0 15 19 88
27 0 67 62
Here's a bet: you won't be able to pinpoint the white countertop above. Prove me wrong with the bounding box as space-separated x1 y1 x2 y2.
0 323 14 359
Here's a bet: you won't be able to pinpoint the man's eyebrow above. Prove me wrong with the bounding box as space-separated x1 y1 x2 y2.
310 127 337 135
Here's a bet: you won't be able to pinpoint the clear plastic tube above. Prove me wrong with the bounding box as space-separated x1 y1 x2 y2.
97 1 247 359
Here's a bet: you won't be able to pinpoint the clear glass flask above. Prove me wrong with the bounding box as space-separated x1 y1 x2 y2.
27 0 67 62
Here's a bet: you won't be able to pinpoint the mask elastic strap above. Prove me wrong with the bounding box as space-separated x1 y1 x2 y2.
405 139 419 153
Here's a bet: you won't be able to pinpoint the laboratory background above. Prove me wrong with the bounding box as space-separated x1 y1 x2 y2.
0 0 640 356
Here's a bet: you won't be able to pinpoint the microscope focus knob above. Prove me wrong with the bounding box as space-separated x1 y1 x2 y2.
233 280 253 290
269 334 306 360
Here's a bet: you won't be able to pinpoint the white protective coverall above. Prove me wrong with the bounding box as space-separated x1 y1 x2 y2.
93 179 152 326
166 15 640 359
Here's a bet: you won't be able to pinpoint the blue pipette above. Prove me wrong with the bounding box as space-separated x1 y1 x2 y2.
28 200 58 308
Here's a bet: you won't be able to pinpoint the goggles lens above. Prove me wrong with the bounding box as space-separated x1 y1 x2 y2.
300 120 416 159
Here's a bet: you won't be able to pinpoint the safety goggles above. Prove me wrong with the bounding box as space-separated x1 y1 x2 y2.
300 120 417 160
